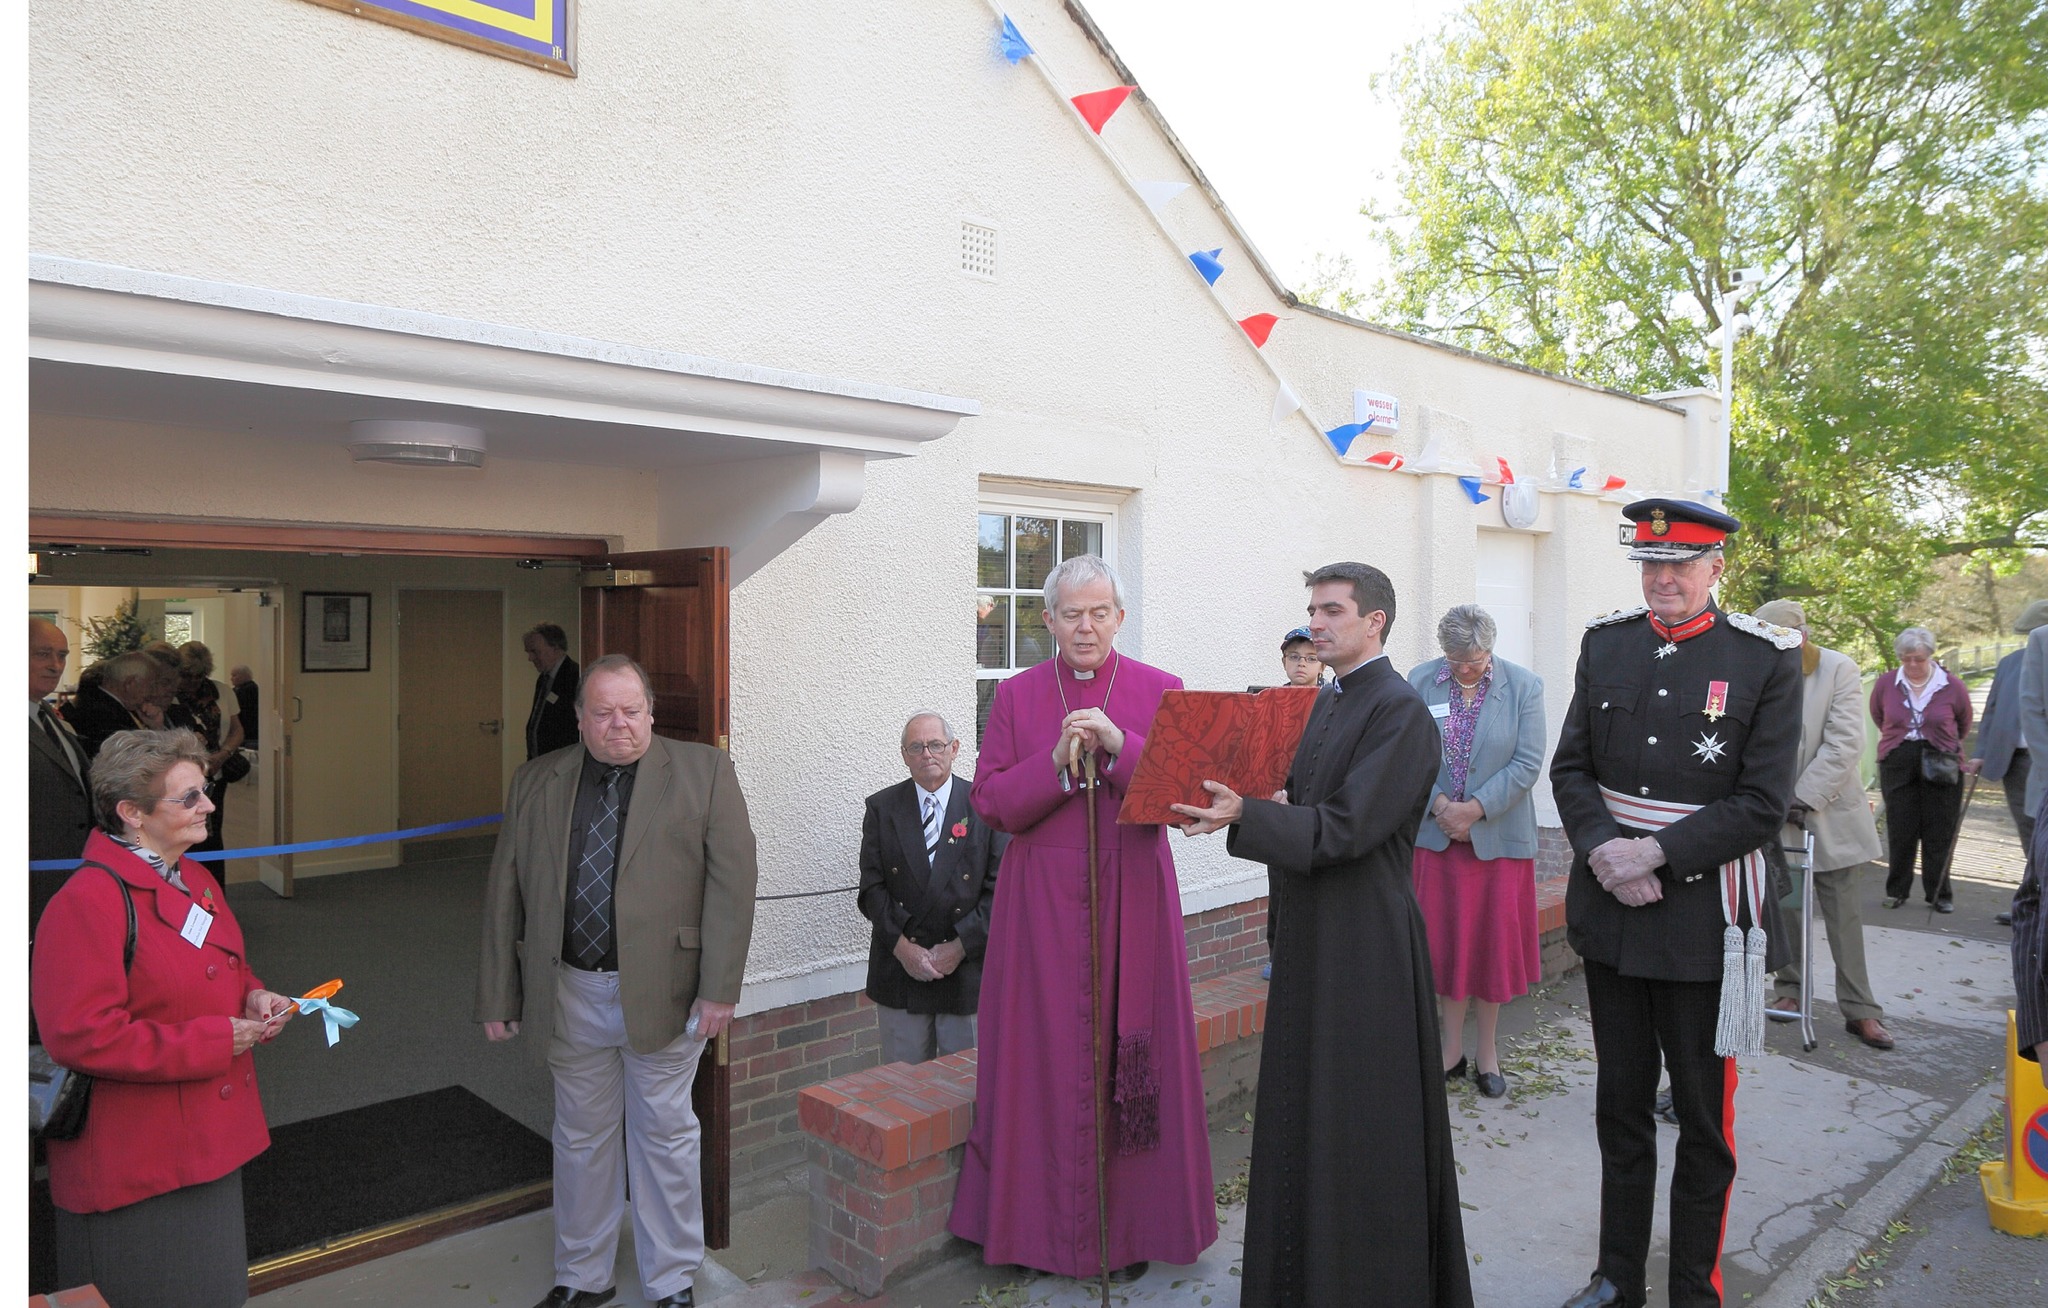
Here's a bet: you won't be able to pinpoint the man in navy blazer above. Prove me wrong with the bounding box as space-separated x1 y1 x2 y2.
857 712 1004 1064
1977 599 2048 851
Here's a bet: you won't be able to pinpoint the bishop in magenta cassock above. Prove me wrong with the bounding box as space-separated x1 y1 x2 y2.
948 555 1217 1278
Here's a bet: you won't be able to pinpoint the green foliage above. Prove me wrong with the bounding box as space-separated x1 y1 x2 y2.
1376 0 2048 649
81 598 147 662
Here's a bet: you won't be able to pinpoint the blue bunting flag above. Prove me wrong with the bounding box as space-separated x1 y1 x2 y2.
998 14 1033 65
1458 476 1491 504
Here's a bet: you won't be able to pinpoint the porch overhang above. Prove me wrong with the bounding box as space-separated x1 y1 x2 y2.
28 256 979 581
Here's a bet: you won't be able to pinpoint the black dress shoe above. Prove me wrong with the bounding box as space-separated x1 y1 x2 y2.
1997 910 2015 926
1108 1262 1148 1284
1653 1090 1679 1126
535 1288 615 1308
1445 1056 1468 1083
1475 1069 1507 1099
1883 896 1908 909
1933 899 1955 914
1558 1273 1628 1308
652 1289 695 1308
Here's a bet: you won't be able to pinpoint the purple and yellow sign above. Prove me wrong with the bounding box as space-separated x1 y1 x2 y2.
305 0 575 75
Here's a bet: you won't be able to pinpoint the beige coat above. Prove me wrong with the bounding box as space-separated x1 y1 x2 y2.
1783 644 1885 871
475 736 758 1059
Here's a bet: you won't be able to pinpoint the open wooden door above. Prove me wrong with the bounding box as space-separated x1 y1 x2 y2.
580 547 734 1247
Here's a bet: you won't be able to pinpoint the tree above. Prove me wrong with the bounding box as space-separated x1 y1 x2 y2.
1374 0 2048 655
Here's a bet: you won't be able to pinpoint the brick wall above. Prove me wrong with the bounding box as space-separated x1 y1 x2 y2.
726 896 1275 1187
1536 824 1572 882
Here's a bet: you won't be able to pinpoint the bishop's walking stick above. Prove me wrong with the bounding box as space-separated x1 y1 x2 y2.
1083 749 1111 1308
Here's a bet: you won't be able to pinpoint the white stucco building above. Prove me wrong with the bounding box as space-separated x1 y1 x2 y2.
27 0 1725 1203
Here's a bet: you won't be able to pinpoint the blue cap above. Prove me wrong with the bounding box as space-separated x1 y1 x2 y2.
1281 626 1315 648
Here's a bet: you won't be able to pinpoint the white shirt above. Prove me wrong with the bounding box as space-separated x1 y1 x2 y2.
1897 664 1950 740
915 774 954 822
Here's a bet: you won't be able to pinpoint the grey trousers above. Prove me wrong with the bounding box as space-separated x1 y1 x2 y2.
550 966 708 1301
1774 864 1883 1021
875 1005 976 1065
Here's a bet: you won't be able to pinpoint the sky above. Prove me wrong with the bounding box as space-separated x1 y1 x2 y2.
1080 0 1466 298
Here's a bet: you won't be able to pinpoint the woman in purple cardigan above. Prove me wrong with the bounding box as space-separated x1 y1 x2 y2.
1869 626 1974 912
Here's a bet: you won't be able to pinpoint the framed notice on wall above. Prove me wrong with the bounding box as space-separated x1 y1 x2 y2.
301 0 576 77
302 593 373 673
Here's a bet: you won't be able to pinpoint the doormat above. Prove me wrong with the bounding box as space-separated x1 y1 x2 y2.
30 1085 551 1291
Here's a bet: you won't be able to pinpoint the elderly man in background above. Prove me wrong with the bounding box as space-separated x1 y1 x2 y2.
857 712 1005 1064
1752 600 1894 1051
1976 600 2048 925
522 623 582 760
30 618 93 932
478 653 758 1308
63 651 164 759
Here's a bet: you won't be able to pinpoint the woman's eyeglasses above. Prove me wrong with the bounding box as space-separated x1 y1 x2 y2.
163 787 208 810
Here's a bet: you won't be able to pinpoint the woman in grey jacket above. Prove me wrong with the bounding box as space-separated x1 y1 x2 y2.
1409 605 1547 1098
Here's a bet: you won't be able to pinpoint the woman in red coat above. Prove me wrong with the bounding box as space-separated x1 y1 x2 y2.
32 729 296 1307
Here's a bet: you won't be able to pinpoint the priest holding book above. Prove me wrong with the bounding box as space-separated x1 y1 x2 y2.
1177 561 1473 1308
949 555 1217 1284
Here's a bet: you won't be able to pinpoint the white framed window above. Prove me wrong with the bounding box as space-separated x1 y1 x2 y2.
976 487 1118 742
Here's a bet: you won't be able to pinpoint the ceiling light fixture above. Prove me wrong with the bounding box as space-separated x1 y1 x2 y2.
347 420 487 469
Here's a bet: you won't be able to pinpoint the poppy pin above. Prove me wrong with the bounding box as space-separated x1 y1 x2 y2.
951 821 969 840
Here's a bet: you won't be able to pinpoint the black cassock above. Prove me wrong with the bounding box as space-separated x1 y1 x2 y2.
1228 656 1474 1308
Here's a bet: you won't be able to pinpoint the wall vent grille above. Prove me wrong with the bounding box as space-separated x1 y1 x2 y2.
960 222 998 279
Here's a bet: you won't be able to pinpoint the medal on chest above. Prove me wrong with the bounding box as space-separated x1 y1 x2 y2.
1703 680 1729 722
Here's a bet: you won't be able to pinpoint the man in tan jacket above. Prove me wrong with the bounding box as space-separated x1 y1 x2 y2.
477 654 758 1308
1752 601 1893 1050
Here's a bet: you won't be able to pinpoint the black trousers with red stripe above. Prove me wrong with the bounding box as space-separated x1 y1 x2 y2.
1584 961 1737 1308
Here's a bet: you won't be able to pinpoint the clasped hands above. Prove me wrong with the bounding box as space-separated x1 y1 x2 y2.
1050 708 1124 778
1433 797 1484 842
895 934 966 983
1590 836 1667 907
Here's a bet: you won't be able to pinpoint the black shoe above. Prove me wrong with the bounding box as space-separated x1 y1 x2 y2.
652 1290 695 1308
1933 899 1955 914
535 1289 615 1308
1653 1090 1679 1126
1884 896 1908 909
1108 1262 1149 1284
1475 1069 1507 1099
1445 1056 1468 1083
1997 910 2015 926
1558 1273 1628 1308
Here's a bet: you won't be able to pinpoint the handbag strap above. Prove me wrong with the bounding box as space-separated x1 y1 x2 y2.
73 861 136 973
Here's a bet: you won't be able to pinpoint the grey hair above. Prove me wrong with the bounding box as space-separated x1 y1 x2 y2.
1894 626 1936 657
1044 554 1126 614
575 653 656 710
98 650 162 694
901 711 956 744
1437 604 1497 656
92 728 208 834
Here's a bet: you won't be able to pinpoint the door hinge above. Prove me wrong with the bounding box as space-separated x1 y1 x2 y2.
581 567 655 588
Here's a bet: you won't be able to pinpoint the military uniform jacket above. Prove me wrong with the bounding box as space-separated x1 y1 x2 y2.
1551 604 1803 982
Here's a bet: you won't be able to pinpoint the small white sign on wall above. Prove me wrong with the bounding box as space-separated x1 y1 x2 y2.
1353 389 1399 434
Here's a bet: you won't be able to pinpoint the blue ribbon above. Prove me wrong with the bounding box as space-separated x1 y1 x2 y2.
29 814 502 872
294 997 359 1047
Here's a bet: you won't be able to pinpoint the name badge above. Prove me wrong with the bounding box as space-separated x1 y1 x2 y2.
545 692 560 705
1429 702 1452 720
180 903 215 949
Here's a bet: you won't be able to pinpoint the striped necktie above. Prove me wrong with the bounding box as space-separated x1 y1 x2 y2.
922 793 941 858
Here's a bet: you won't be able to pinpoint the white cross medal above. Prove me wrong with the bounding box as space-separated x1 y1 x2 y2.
1692 731 1728 765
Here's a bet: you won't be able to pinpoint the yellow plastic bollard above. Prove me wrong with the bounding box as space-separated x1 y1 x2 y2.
1979 1010 2048 1236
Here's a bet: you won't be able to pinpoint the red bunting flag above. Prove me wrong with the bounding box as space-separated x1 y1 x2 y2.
1239 313 1278 348
1070 86 1134 134
1601 475 1627 492
1363 451 1406 471
1495 456 1516 485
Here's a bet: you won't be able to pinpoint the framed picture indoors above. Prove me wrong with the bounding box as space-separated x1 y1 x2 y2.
301 593 372 673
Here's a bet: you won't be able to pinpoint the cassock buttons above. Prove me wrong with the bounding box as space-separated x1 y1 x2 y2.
206 964 218 978
220 1085 233 1099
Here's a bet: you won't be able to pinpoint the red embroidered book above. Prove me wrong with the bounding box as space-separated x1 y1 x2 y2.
1118 686 1321 827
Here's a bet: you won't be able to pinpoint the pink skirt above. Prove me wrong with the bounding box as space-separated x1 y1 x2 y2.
1412 844 1540 1003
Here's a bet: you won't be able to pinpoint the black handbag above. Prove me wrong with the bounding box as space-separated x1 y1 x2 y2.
30 864 135 1141
1920 748 1962 786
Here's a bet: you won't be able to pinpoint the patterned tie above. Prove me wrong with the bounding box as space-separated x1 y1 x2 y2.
922 794 941 858
568 768 623 968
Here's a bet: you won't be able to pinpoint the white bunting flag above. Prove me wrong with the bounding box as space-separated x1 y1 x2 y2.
1135 179 1191 214
1271 379 1302 424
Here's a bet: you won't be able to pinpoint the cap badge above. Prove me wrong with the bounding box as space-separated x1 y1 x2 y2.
1650 509 1670 537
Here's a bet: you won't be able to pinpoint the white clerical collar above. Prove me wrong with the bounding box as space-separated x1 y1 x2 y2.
1330 650 1389 686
